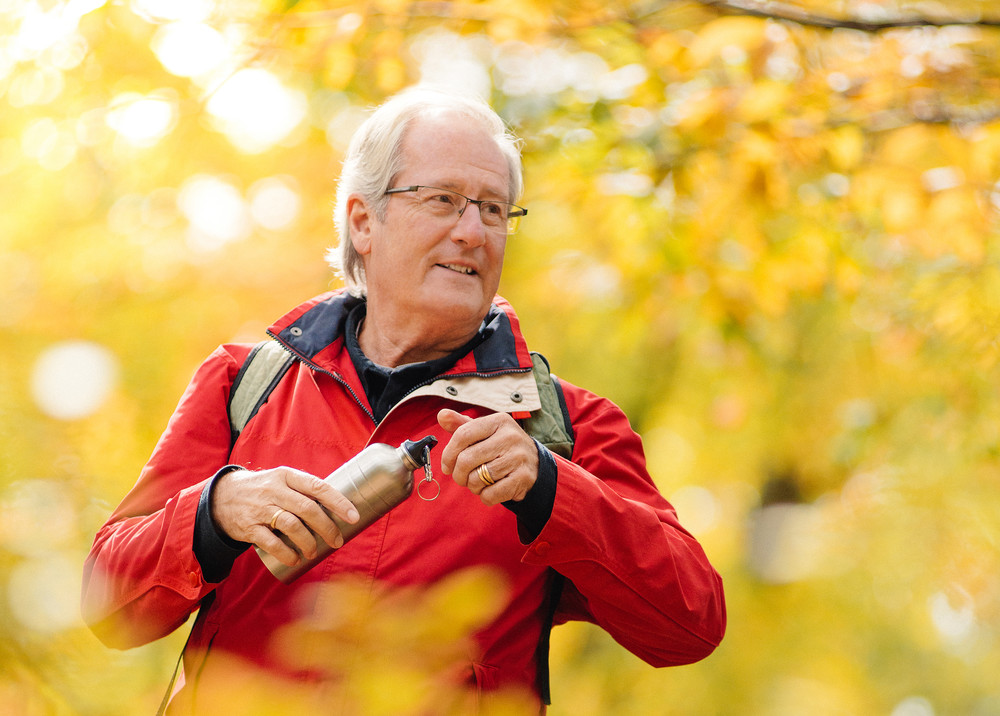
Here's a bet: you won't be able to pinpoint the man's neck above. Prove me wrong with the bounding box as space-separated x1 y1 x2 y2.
357 304 482 368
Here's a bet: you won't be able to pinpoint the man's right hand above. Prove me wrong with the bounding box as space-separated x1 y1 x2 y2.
210 467 360 567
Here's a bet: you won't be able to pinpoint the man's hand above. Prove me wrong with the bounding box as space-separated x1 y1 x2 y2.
437 409 539 505
211 468 360 567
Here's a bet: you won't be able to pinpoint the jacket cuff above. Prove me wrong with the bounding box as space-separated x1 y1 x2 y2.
193 465 251 583
503 439 557 544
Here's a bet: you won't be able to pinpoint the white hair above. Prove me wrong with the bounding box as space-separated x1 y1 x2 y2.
326 86 524 296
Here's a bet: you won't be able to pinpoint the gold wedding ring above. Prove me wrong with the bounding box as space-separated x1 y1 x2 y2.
476 463 496 486
268 508 286 531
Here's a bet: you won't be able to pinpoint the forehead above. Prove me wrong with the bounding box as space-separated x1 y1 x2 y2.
398 112 509 195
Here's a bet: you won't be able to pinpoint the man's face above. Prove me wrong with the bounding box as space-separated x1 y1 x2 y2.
352 112 510 338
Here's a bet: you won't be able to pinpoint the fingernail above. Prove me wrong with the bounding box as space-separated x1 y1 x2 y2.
334 535 344 549
347 508 359 523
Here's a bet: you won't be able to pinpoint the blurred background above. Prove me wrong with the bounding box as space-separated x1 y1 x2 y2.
2 0 1000 713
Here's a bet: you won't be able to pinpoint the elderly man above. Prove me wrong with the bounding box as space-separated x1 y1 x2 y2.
82 87 725 714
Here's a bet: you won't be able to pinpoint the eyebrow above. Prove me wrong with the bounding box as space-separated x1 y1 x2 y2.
430 180 509 202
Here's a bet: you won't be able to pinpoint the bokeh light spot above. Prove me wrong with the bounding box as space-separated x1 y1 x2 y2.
249 176 301 231
928 588 976 642
0 480 78 557
130 0 212 23
669 485 720 536
891 696 935 716
178 174 251 250
152 21 228 78
206 68 308 153
106 91 177 146
21 116 77 170
30 341 119 420
8 553 83 633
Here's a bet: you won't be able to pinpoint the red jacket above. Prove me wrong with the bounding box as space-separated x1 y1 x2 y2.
82 291 725 713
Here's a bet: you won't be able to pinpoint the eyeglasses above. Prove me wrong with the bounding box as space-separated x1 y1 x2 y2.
384 185 527 234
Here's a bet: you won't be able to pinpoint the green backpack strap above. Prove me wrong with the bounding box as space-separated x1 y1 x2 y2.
518 351 574 706
227 340 296 444
520 352 574 460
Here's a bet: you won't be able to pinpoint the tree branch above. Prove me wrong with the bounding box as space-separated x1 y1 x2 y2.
694 0 1000 31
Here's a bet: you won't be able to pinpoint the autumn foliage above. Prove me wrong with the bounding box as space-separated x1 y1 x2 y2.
2 1 1000 714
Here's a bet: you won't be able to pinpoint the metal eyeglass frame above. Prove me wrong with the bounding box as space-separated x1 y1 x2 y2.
384 185 527 232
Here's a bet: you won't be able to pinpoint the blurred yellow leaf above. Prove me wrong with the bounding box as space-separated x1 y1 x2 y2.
688 16 768 68
826 125 866 171
738 81 792 124
376 56 408 92
324 42 357 89
880 124 940 168
881 180 924 233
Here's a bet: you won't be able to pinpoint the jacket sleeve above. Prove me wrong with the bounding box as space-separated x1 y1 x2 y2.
81 345 249 649
521 381 726 666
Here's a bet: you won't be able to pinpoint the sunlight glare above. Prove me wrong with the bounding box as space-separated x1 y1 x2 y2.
13 0 104 58
412 30 491 99
152 21 229 78
105 92 177 146
206 68 308 153
131 0 213 23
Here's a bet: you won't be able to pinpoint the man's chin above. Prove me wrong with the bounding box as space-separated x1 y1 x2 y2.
420 293 491 324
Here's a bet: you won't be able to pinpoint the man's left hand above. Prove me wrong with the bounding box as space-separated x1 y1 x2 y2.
437 408 538 505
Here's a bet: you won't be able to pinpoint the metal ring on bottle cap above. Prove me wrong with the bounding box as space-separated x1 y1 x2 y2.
417 476 440 501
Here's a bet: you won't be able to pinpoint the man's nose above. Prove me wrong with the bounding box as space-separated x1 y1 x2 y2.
451 201 488 246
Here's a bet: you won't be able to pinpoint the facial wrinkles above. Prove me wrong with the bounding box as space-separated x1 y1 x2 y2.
400 116 509 202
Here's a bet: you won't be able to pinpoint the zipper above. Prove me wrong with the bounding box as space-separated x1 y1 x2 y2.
267 331 533 426
266 330 377 424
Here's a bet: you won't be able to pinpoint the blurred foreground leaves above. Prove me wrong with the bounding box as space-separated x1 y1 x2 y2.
2 0 1000 714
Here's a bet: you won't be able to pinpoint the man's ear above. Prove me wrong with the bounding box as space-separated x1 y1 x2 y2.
346 194 375 256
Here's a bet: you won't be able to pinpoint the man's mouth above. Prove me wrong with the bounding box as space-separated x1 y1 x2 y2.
438 263 477 275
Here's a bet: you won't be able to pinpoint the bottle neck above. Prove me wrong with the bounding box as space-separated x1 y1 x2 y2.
399 447 421 471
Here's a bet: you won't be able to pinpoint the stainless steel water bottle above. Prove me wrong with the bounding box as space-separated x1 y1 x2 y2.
257 435 438 583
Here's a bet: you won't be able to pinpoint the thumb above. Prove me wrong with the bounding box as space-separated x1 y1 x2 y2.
437 408 472 433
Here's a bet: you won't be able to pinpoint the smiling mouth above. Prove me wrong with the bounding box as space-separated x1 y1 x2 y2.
438 263 477 276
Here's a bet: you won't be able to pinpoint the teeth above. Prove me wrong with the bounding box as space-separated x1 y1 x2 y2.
441 263 474 275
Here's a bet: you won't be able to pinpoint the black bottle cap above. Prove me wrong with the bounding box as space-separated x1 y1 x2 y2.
402 435 438 466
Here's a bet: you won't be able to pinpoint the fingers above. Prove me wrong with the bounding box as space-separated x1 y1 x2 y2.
286 470 360 525
437 411 539 505
210 466 359 564
437 408 472 435
250 518 306 567
438 408 500 476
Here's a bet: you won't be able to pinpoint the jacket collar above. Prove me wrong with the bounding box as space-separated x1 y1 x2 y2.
266 289 536 377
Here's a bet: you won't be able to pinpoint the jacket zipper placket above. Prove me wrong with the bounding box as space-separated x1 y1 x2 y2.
266 331 377 425
267 331 534 426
